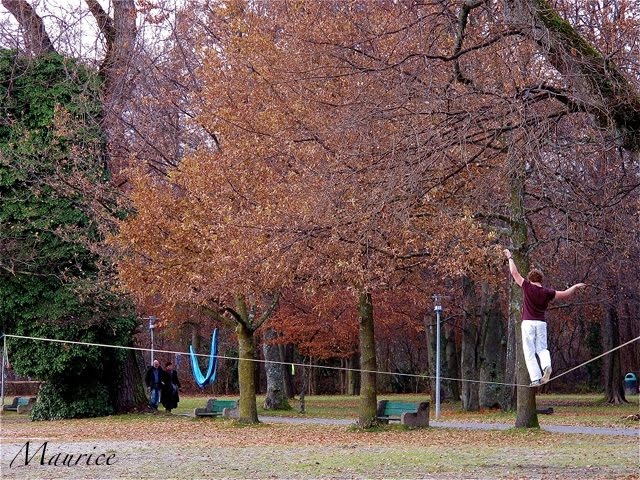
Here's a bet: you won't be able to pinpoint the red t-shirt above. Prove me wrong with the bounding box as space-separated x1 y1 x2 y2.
522 280 556 321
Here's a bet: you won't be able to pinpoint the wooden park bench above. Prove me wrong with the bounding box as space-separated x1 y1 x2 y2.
194 399 239 418
2 396 36 414
376 400 429 427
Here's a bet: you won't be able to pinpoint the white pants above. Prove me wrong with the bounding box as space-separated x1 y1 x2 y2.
521 320 551 382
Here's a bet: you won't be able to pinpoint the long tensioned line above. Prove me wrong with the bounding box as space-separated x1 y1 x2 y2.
2 333 639 389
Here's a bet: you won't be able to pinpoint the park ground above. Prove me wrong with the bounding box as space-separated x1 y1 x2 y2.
0 394 638 479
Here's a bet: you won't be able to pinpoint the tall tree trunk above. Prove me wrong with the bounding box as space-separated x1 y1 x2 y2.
603 304 627 404
222 292 278 423
347 353 360 395
461 276 479 411
298 362 310 413
279 343 295 399
357 290 378 428
514 310 539 428
479 285 507 409
263 326 290 410
236 321 259 423
309 357 317 395
501 305 517 412
377 342 391 393
86 0 138 175
508 136 539 428
113 349 148 413
191 323 200 353
1 0 55 56
444 323 460 402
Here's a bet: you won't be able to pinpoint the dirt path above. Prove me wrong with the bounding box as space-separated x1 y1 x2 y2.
260 415 640 437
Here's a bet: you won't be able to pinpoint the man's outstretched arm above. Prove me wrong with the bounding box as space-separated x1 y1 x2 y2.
554 283 587 301
503 249 524 286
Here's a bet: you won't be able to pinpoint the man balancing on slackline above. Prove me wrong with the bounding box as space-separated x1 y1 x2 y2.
503 249 586 387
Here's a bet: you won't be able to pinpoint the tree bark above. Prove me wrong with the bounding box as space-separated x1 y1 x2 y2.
1 0 55 56
263 326 290 410
357 290 378 428
444 323 460 402
113 349 148 413
347 353 360 396
224 293 278 423
603 304 627 404
507 134 539 428
236 321 259 423
479 285 507 409
513 286 539 428
86 0 137 176
279 343 295 399
501 301 517 411
298 362 309 413
461 276 480 411
86 0 136 94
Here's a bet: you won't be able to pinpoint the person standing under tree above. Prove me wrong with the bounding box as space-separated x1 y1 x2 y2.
161 362 181 413
503 249 586 387
145 359 163 409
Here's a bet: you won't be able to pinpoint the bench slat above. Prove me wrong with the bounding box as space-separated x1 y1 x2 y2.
383 402 419 416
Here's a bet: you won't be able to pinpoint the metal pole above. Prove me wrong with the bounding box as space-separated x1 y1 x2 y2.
144 316 157 366
150 327 154 365
434 296 442 420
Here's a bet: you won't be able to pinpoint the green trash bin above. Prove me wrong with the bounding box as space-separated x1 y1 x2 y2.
624 373 637 396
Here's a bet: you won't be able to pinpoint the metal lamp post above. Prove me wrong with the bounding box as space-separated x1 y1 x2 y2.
433 295 442 420
145 316 158 365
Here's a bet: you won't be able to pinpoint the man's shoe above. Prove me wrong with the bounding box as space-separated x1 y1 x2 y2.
541 366 552 384
529 379 542 387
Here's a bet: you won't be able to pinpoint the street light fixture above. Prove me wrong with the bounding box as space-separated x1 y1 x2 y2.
144 316 158 366
433 295 443 420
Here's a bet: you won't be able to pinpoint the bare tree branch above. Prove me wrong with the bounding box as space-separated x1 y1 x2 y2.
506 0 640 153
85 0 136 94
2 0 55 55
452 0 489 84
84 0 114 78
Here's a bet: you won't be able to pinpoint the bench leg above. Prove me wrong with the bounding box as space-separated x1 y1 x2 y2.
17 404 34 415
400 409 429 427
222 407 239 419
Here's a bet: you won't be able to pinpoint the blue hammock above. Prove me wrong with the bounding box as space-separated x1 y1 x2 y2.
189 328 219 388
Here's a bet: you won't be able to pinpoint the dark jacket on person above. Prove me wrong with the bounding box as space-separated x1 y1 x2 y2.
160 369 181 410
145 366 164 389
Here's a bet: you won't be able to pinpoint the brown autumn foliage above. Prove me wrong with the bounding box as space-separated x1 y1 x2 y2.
111 0 638 399
114 0 501 334
270 287 428 361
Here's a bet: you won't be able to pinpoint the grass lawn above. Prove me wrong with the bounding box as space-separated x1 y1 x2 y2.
177 392 640 428
1 394 638 479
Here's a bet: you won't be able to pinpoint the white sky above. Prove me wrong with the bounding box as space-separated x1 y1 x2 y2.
0 0 186 62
